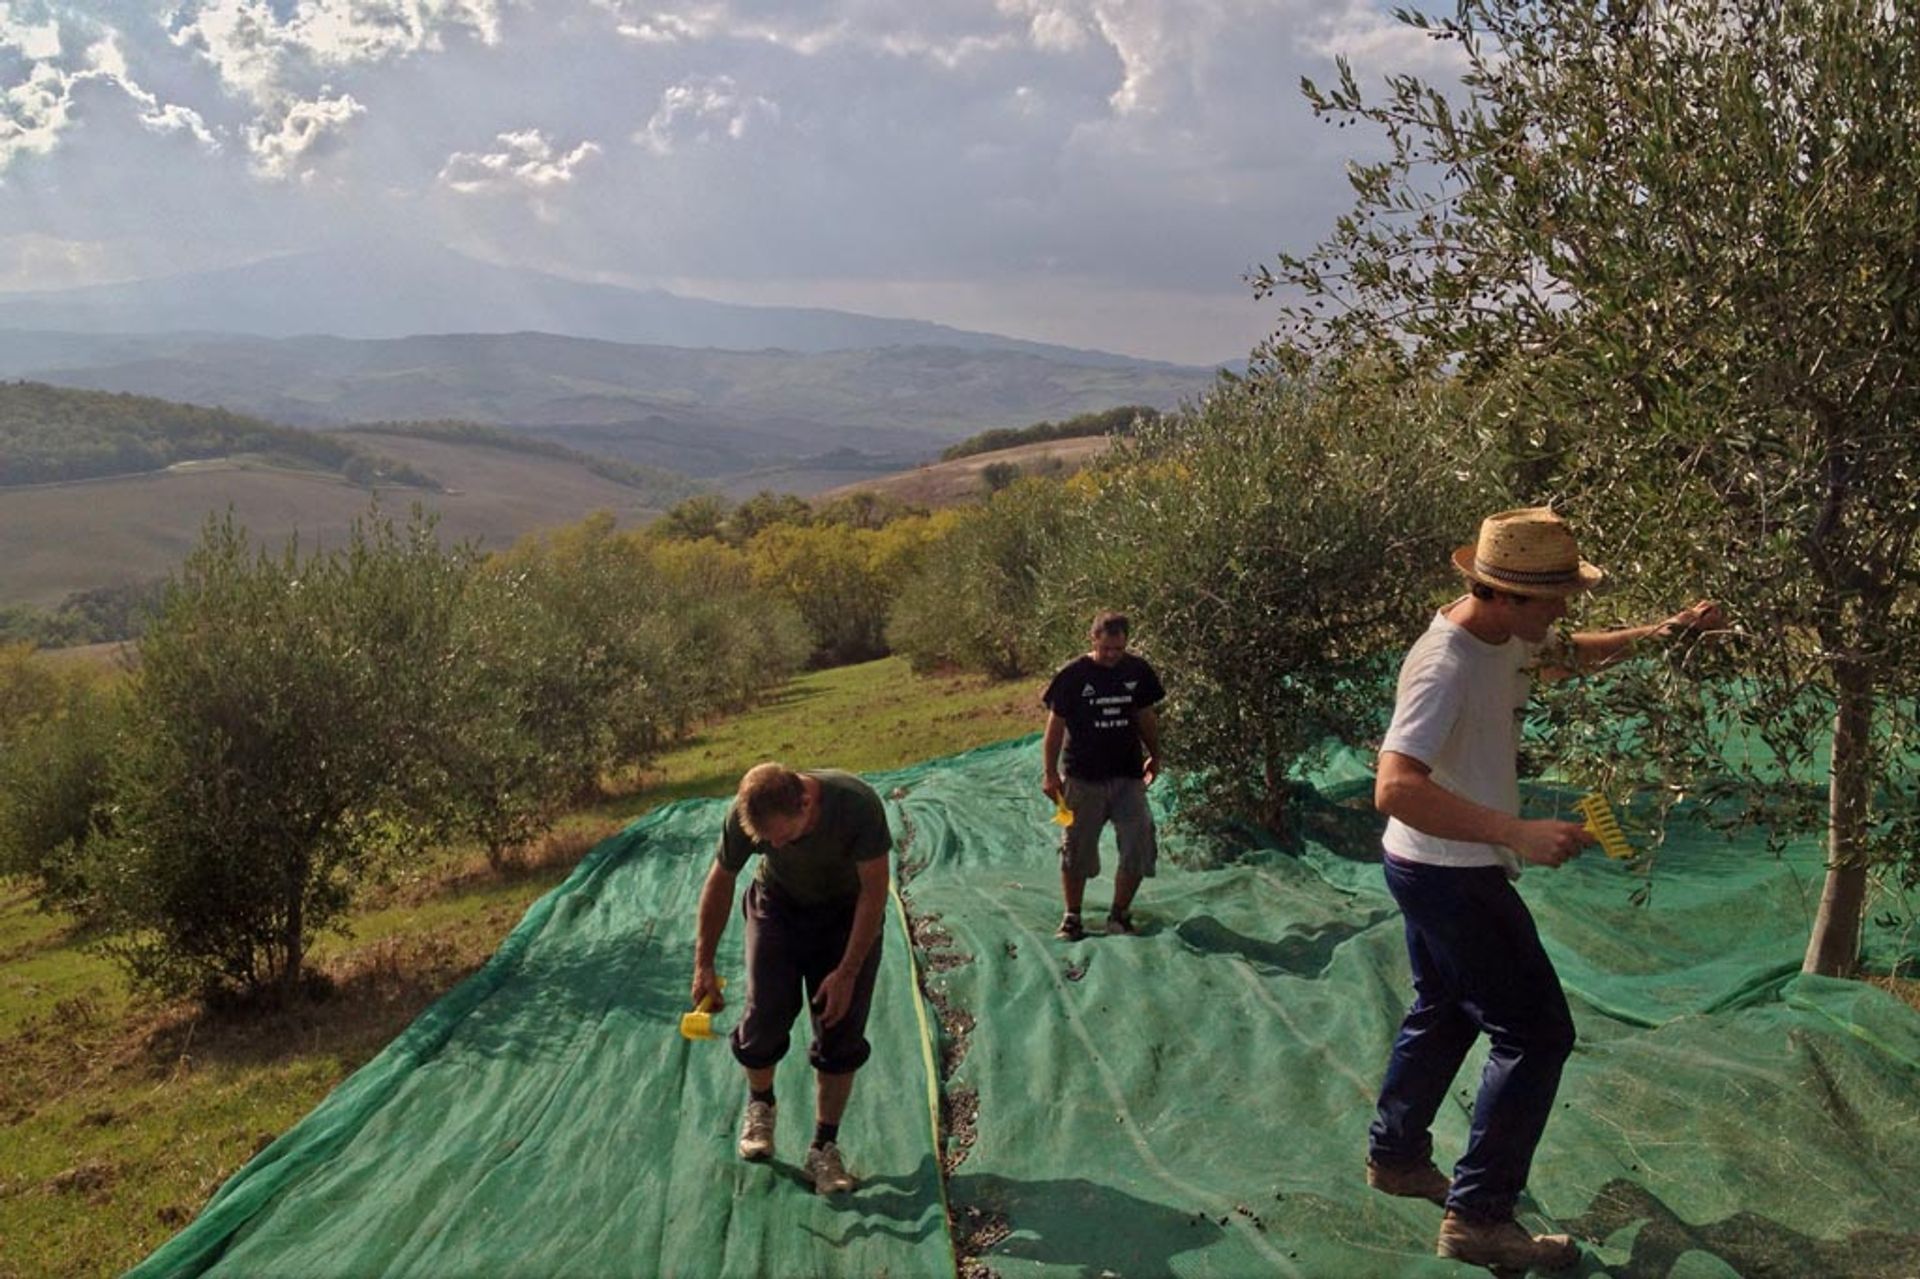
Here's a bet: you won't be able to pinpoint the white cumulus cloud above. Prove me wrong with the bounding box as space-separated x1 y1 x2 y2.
1297 0 1469 77
0 1 61 59
85 34 218 148
2 60 73 170
171 0 503 179
636 75 778 155
247 89 364 180
1 13 217 175
173 0 506 103
440 128 602 194
595 1 1024 65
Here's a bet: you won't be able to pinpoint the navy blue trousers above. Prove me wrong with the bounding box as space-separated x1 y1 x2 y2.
1367 854 1575 1221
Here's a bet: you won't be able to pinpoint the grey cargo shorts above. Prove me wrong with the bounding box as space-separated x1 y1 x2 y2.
1058 775 1158 879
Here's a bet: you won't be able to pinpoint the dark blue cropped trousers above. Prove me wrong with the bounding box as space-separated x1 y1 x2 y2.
1367 854 1576 1222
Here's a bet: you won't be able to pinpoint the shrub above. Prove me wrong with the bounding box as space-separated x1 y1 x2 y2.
1058 371 1491 832
746 522 895 666
888 477 1086 679
0 670 120 908
80 511 471 1001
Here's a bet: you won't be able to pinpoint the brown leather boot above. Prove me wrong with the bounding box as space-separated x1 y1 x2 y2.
1436 1211 1577 1271
1365 1157 1451 1207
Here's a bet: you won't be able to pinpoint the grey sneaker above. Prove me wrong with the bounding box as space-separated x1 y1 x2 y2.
1366 1156 1451 1207
1436 1211 1577 1271
1105 910 1137 936
737 1099 776 1161
1055 913 1086 941
803 1141 856 1194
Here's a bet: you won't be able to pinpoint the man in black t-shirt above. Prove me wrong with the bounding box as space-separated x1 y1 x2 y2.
1040 610 1165 940
692 762 892 1196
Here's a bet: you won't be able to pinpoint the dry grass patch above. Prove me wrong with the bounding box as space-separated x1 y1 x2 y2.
1868 972 1920 1015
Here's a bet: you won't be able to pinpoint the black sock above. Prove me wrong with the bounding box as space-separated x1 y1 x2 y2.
750 1087 775 1106
812 1121 839 1149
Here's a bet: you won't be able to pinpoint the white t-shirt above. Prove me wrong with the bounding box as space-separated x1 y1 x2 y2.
1380 603 1540 878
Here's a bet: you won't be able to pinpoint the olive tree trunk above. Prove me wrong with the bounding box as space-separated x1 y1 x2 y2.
1803 666 1874 976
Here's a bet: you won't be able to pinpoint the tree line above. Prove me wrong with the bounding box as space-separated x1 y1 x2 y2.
335 419 698 509
0 382 435 489
0 510 808 1003
937 404 1160 462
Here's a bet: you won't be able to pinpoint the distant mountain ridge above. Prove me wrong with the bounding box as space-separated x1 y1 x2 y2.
0 244 1206 369
0 329 1219 483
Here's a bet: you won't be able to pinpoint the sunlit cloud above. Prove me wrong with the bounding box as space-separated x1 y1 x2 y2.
170 0 501 180
1297 0 1470 76
1 13 216 175
85 34 217 148
635 75 778 155
247 89 363 180
0 2 61 60
440 128 602 194
2 62 73 169
172 0 506 104
1002 0 1090 53
595 1 1022 65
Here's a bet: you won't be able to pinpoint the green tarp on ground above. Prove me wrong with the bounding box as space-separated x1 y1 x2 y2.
135 736 1920 1278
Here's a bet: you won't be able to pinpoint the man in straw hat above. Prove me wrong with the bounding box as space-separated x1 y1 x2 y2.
692 762 893 1196
1364 507 1720 1271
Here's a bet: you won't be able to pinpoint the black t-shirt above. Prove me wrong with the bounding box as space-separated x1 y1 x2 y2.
1041 653 1165 781
716 770 892 908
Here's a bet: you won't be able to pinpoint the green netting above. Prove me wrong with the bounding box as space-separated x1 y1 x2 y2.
129 798 954 1279
134 736 1920 1278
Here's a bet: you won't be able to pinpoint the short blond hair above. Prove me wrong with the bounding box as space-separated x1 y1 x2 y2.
736 762 806 842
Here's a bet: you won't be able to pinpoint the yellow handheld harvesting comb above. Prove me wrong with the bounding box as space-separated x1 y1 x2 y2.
679 976 727 1040
1576 792 1633 860
1051 795 1074 827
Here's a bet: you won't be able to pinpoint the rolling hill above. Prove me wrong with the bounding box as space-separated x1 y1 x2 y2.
0 331 1218 485
0 387 696 612
813 435 1115 508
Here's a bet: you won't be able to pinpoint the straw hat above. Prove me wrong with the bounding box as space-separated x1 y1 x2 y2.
1451 507 1604 597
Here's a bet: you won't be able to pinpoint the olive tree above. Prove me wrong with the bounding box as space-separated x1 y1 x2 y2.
1074 371 1492 833
887 476 1087 679
0 648 120 907
1265 0 1920 974
86 512 470 1001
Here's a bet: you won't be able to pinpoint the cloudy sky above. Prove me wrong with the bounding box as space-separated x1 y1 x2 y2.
0 1 1460 364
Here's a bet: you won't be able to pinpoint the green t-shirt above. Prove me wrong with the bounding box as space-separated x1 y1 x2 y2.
716 770 892 907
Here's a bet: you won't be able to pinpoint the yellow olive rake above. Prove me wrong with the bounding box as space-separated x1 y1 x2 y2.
1576 792 1634 861
680 976 727 1041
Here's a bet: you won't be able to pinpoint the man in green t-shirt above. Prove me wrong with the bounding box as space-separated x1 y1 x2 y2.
692 762 892 1195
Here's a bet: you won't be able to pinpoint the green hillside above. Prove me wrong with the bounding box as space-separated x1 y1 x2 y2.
333 419 695 508
0 382 428 489
0 657 1038 1278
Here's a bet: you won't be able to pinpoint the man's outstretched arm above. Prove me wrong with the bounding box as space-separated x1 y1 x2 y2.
1543 599 1725 680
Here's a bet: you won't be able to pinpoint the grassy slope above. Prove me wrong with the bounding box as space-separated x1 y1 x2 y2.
811 435 1112 509
0 657 1039 1279
0 439 669 611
